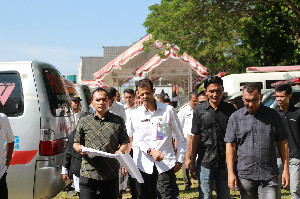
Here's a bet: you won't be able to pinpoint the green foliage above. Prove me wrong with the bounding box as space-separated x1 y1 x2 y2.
144 0 300 75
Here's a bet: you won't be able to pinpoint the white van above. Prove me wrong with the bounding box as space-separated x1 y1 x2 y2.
222 71 300 95
0 61 75 198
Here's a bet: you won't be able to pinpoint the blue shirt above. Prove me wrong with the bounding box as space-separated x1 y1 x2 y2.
225 105 287 180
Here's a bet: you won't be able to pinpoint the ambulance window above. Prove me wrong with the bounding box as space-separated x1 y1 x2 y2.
0 72 24 117
42 69 72 117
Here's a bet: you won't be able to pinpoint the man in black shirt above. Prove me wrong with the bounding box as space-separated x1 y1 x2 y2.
275 83 300 199
190 76 235 199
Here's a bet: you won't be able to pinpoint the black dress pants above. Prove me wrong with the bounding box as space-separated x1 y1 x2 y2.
0 173 8 199
79 176 118 199
135 165 179 199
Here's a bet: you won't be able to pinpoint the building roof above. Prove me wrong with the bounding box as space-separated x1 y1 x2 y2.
80 46 130 80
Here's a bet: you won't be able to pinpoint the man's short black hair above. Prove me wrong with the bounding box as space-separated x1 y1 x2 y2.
104 87 117 99
137 78 154 90
124 89 135 96
92 87 109 99
242 82 261 94
204 76 223 89
275 83 292 95
189 92 199 100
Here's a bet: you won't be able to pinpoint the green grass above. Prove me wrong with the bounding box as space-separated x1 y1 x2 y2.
54 171 291 199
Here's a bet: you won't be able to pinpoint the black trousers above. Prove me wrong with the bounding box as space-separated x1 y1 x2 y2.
134 166 179 199
79 176 118 199
0 173 8 199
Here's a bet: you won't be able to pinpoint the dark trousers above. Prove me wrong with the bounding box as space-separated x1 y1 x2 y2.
238 176 279 199
0 173 8 199
135 165 179 199
182 163 191 187
79 176 118 199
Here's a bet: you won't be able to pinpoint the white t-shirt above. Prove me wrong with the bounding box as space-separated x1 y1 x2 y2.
0 113 15 177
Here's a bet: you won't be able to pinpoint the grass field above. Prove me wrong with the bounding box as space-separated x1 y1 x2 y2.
54 171 291 199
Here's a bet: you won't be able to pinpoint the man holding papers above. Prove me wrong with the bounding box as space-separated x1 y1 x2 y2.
128 78 186 199
73 87 129 199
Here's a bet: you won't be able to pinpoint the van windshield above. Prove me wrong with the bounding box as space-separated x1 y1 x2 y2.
42 69 72 117
0 72 24 117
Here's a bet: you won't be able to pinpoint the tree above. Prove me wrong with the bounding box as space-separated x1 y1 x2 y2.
144 0 300 75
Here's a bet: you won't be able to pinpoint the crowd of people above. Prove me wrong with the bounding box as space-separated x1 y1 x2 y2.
0 76 299 199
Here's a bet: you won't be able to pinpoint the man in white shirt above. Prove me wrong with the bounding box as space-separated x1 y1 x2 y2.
0 113 15 199
70 95 82 124
178 92 199 191
124 89 135 117
129 78 186 199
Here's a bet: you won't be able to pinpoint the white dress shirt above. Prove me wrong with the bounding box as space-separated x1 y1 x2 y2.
124 104 135 119
129 101 186 174
0 113 15 178
177 104 194 139
109 101 126 121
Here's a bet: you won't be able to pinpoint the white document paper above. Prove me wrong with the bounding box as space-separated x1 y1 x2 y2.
82 146 144 183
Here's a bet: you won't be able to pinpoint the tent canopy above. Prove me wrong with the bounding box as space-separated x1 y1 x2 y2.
93 34 207 91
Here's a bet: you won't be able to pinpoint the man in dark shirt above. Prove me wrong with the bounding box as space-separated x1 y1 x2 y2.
225 82 290 199
190 76 236 199
275 83 300 199
73 87 130 199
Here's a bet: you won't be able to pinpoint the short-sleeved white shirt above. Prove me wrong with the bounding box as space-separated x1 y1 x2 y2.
177 104 194 138
128 101 187 174
0 113 15 172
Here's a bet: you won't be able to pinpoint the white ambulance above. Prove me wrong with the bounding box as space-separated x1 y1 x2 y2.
0 61 75 198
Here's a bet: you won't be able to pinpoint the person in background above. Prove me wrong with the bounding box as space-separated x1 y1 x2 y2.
73 87 129 199
122 88 137 197
190 76 235 199
222 92 228 102
163 97 173 107
104 87 127 197
62 112 90 197
228 99 237 109
198 91 208 104
0 113 15 199
105 87 126 121
178 92 199 191
124 89 135 116
154 94 164 103
116 91 121 103
225 82 289 199
128 78 186 199
274 83 300 199
61 95 84 196
70 95 82 123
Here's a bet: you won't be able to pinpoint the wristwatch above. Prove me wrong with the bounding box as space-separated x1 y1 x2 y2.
147 148 152 155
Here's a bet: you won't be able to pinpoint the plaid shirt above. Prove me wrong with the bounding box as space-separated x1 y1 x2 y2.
225 105 288 180
74 112 129 180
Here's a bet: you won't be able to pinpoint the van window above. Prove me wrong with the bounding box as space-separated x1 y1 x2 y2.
0 72 24 117
42 69 72 117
